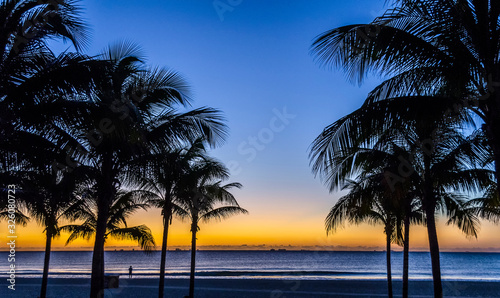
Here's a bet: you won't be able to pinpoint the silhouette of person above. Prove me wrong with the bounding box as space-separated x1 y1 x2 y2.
129 266 133 278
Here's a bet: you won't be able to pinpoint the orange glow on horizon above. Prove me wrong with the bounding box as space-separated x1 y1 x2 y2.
3 206 500 252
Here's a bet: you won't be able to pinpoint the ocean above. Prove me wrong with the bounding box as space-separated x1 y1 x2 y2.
1 250 499 281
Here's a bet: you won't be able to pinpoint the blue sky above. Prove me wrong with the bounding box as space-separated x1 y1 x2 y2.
32 0 500 250
66 0 391 245
67 0 386 214
25 0 500 251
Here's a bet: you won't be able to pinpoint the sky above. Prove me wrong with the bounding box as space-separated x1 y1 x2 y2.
6 0 500 251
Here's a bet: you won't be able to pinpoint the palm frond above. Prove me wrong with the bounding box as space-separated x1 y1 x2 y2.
108 225 156 252
200 206 248 223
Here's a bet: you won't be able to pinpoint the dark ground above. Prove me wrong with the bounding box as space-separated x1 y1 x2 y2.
0 278 499 297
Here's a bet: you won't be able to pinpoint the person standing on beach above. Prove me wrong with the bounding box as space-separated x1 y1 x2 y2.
129 266 133 278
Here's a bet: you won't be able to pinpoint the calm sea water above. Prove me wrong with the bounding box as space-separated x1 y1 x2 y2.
1 251 499 281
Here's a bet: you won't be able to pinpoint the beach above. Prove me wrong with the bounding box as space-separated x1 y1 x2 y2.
1 278 499 297
1 251 500 297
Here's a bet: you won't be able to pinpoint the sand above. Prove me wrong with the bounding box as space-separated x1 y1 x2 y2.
1 277 499 297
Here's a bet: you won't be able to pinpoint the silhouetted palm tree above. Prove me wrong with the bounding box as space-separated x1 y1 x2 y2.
311 0 500 204
327 176 402 298
310 97 490 297
23 171 88 298
2 165 89 298
0 0 90 95
0 12 103 295
399 181 422 298
400 122 489 298
72 42 227 297
0 0 94 155
321 138 425 298
0 182 29 226
464 182 500 224
176 157 247 298
0 122 92 298
0 4 226 297
60 189 156 252
129 139 207 298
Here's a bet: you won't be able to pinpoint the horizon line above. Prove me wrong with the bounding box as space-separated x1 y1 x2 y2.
3 247 500 253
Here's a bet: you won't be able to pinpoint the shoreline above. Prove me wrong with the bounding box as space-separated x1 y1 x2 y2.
2 249 500 253
2 274 500 282
1 278 499 297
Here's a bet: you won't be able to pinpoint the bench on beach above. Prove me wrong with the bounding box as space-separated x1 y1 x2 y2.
104 275 119 288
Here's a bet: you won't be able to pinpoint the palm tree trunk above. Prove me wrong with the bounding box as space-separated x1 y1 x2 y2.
90 211 108 298
90 157 116 298
422 153 442 298
90 189 112 298
40 231 52 298
188 220 198 298
385 225 393 298
158 207 172 298
425 206 442 298
403 211 410 298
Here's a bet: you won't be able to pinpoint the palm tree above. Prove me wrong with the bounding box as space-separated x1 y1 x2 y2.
464 182 500 225
310 0 500 200
0 0 90 97
0 177 29 226
400 184 422 298
129 139 207 298
21 170 88 298
1 165 89 298
0 0 94 150
59 188 154 294
326 176 402 298
70 43 227 297
0 120 92 298
60 189 156 253
401 120 489 298
0 12 104 295
310 98 490 297
176 157 247 298
321 137 425 298
0 1 99 219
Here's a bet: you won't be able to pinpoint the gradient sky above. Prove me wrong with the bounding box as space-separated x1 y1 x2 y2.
6 0 500 251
